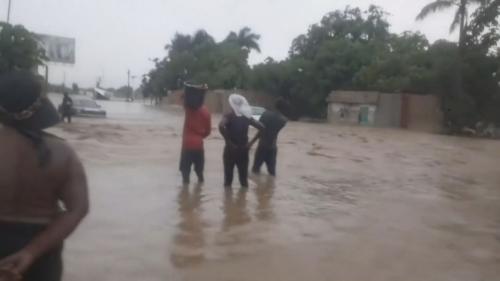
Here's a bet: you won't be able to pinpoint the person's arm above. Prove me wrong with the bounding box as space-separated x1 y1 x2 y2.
247 118 264 149
202 111 212 139
0 149 89 275
219 115 237 148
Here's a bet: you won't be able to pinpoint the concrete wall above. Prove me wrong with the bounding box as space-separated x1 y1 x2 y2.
374 93 402 128
164 89 276 114
402 94 443 133
327 91 443 133
328 103 377 126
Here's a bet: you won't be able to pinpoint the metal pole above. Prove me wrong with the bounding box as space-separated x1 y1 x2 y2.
127 69 130 88
127 69 131 101
7 0 12 23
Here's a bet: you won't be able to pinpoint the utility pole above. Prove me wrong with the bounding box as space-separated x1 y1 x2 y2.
7 0 12 23
127 69 132 101
127 69 130 89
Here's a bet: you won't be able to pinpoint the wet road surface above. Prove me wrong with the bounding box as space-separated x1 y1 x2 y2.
48 98 500 281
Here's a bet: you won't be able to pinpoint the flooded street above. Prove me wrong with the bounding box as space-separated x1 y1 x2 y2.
48 98 500 281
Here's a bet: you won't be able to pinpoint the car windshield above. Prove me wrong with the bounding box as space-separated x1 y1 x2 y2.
74 99 99 108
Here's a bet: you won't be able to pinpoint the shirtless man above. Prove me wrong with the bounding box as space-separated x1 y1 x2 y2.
0 71 89 281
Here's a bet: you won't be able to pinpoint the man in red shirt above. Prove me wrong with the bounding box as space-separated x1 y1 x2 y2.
180 84 211 184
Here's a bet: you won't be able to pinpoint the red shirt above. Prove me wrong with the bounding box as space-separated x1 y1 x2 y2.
182 106 211 150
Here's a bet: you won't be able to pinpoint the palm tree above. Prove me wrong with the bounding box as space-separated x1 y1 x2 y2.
416 0 487 48
225 27 261 53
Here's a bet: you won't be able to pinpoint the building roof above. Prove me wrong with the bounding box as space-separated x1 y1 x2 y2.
327 91 379 105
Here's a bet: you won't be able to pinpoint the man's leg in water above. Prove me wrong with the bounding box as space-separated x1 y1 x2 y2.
179 150 193 184
236 149 249 187
265 147 278 176
252 146 265 174
223 147 235 187
193 150 205 183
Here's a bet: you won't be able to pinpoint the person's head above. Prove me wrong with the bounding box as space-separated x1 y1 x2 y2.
0 71 60 130
63 91 69 97
183 82 208 109
228 94 252 118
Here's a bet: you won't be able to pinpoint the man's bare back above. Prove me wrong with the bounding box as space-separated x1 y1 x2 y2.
0 126 78 222
0 71 89 281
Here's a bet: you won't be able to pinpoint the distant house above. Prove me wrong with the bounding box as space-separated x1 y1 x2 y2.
326 91 379 126
327 91 443 133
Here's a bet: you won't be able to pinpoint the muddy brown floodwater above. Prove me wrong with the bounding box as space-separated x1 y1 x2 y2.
47 98 500 281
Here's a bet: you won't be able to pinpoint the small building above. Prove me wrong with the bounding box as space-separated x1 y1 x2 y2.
326 91 379 126
327 91 443 133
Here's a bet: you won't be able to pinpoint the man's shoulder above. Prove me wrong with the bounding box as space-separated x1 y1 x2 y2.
44 135 77 158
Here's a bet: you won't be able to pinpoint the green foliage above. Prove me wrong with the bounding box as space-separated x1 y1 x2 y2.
467 0 500 51
253 5 394 117
0 22 46 74
72 83 79 93
143 28 260 98
115 86 133 98
143 4 500 130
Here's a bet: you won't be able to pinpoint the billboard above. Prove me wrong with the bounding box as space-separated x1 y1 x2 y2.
35 34 75 64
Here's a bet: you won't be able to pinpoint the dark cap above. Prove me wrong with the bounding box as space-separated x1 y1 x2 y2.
0 71 60 130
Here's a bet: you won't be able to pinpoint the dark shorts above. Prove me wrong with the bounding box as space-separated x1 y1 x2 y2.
0 222 63 281
223 146 249 187
252 146 278 175
179 149 205 182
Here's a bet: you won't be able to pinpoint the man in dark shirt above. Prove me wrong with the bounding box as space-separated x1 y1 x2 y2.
252 101 288 176
219 94 263 188
60 92 73 123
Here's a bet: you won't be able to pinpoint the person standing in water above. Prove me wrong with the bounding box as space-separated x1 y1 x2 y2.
219 94 264 188
0 71 89 281
179 83 211 184
60 92 73 123
252 100 288 176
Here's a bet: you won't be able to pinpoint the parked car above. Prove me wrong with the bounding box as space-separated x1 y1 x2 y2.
59 97 107 118
251 106 265 121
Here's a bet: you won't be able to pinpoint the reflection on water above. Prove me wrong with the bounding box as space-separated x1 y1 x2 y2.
53 100 500 280
222 188 251 230
253 176 276 222
170 184 205 268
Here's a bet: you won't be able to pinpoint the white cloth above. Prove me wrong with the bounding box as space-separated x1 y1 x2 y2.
228 94 252 118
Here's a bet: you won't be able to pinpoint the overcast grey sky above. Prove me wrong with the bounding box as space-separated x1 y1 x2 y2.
2 0 457 88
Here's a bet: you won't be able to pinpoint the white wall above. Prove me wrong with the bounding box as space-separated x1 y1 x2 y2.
328 103 376 126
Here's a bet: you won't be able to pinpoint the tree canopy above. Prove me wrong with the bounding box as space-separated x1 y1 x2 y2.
0 22 46 74
143 4 500 130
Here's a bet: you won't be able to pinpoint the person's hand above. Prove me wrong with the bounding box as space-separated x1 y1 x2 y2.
245 142 253 150
227 142 238 150
0 268 22 281
0 250 35 278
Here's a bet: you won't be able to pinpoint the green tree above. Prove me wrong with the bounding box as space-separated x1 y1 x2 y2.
144 28 259 93
416 0 487 48
115 85 133 98
0 22 46 73
72 82 79 94
225 27 261 53
467 0 500 50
